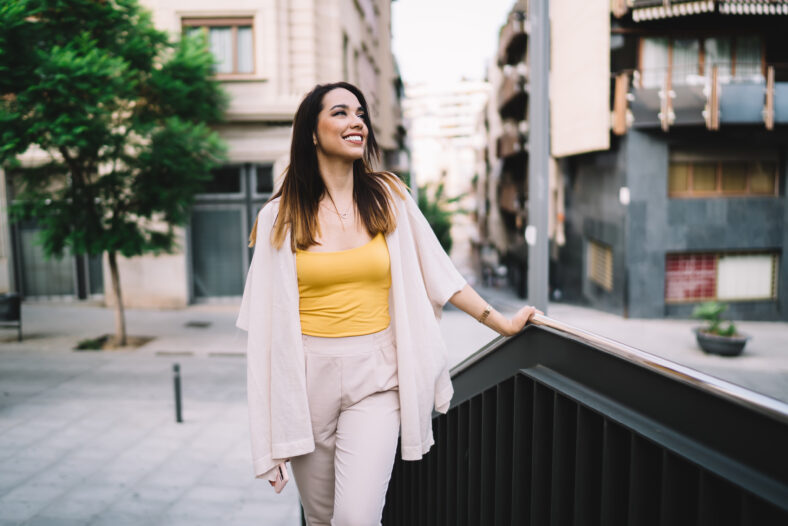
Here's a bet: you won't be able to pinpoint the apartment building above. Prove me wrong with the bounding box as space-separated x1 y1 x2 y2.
402 80 490 276
0 0 405 307
478 0 565 298
481 0 787 320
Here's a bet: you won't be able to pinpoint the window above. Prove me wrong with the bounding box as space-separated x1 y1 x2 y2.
668 160 778 197
588 240 613 291
342 33 349 81
704 37 732 78
640 35 762 88
255 164 274 194
202 166 242 194
641 37 669 89
672 38 700 84
183 18 254 75
666 253 778 303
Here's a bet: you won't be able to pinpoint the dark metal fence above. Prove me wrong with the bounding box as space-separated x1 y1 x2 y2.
383 316 788 525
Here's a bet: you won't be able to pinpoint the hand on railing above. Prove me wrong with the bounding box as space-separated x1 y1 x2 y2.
502 305 543 337
449 284 541 337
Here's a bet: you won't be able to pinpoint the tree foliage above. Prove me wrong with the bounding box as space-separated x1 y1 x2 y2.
0 0 227 259
417 182 465 254
0 0 227 344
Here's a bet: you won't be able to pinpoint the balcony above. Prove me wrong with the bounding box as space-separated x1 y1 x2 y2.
497 128 526 159
498 10 528 66
498 69 528 121
382 315 788 524
621 63 788 131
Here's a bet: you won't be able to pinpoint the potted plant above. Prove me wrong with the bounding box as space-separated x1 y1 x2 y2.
691 302 749 356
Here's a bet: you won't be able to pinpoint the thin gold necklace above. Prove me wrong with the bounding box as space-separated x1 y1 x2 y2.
322 196 354 229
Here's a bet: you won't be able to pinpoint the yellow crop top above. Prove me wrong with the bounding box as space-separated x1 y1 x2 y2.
296 232 391 337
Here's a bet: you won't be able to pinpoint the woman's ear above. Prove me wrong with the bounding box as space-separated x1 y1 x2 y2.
312 133 318 146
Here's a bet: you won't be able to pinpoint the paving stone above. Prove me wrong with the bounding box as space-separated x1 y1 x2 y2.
0 498 46 522
22 516 89 526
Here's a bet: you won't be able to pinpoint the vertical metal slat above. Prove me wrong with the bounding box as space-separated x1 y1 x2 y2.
659 451 698 526
468 395 483 525
494 378 515 525
447 408 459 526
550 394 577 526
627 435 662 526
480 388 497 520
698 471 740 526
530 382 554 525
436 414 447 526
600 420 629 526
511 375 534 526
573 406 603 526
457 401 470 526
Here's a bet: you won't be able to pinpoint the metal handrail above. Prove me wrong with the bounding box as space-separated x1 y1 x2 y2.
450 313 788 424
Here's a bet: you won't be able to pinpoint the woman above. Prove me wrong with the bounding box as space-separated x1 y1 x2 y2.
237 82 538 525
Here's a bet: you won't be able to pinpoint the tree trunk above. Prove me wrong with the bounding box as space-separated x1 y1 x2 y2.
107 251 127 347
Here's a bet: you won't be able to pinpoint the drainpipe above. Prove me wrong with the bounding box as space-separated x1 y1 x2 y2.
527 0 550 314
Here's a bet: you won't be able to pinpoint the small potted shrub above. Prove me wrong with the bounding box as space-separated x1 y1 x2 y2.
691 301 749 356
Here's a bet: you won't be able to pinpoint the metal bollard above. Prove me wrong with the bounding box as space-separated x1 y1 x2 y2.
173 363 182 423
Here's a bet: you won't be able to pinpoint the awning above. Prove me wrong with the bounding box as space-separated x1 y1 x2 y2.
718 0 788 14
631 0 788 21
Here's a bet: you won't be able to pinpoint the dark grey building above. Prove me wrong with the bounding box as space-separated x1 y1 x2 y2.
559 1 788 321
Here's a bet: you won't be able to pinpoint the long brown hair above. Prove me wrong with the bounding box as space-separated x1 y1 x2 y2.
248 82 406 250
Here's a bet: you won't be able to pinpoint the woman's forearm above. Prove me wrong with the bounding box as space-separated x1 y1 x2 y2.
448 284 514 336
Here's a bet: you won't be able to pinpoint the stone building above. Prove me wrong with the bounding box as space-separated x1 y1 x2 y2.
0 0 405 307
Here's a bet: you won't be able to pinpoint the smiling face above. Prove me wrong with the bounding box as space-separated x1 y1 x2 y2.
313 88 368 162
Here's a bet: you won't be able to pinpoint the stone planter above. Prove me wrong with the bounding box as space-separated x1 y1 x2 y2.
694 328 749 357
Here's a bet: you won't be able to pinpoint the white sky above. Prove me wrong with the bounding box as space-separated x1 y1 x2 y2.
392 0 516 85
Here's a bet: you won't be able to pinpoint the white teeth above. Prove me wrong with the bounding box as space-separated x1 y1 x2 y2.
344 135 362 143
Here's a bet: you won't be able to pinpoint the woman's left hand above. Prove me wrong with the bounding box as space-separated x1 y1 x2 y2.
505 305 542 336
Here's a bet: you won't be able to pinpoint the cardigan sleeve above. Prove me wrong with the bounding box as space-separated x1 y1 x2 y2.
235 202 282 478
404 192 467 316
236 202 276 331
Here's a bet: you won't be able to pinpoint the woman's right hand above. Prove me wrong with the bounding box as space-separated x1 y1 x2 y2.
505 305 541 336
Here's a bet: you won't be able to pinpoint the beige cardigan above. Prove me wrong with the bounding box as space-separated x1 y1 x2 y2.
236 189 466 479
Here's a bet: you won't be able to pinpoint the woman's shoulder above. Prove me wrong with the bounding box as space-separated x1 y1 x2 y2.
373 171 409 204
258 196 281 222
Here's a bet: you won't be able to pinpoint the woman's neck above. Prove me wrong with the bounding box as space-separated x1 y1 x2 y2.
317 154 354 202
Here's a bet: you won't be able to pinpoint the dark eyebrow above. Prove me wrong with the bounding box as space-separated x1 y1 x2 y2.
329 104 364 112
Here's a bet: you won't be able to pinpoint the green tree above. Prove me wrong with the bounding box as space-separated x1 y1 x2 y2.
417 182 465 253
0 0 227 345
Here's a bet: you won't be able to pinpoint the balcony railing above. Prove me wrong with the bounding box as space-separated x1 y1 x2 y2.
497 126 527 159
617 63 788 132
382 314 788 524
498 10 528 67
498 69 528 121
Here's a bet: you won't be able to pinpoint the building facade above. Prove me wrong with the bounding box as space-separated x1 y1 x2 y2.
480 0 788 320
0 0 404 307
478 0 566 298
564 0 788 321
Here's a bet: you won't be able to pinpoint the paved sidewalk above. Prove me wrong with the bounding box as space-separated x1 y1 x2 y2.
0 303 301 526
1 295 787 525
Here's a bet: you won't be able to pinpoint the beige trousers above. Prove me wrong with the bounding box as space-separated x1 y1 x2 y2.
291 325 400 526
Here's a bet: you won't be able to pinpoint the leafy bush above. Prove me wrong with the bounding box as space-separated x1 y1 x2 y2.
417 183 464 253
692 301 738 337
